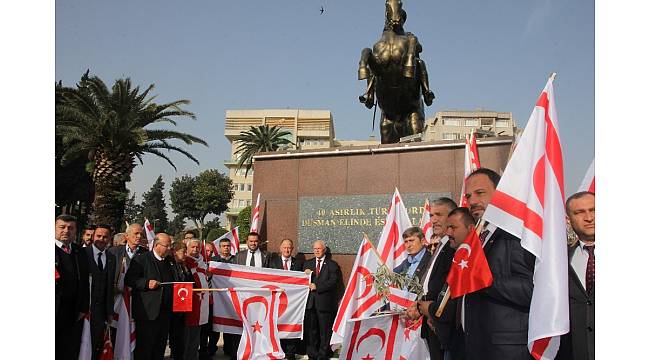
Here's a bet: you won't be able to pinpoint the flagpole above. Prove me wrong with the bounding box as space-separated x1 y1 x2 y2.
434 219 486 317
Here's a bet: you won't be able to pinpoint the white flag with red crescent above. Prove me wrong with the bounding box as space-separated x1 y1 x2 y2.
230 288 285 360
482 75 569 359
577 158 595 193
185 255 210 326
418 199 433 245
215 227 241 256
78 276 92 360
376 188 412 271
113 257 135 360
339 313 405 360
209 262 310 339
331 235 384 346
250 193 261 233
144 218 155 250
399 318 430 360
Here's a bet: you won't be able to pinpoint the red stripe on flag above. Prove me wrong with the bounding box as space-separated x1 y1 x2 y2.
533 155 546 208
350 294 381 319
385 315 400 360
333 242 373 332
491 190 544 238
209 267 310 286
345 321 362 360
380 220 399 262
537 91 565 199
530 337 552 360
588 178 595 193
388 293 415 309
277 324 302 332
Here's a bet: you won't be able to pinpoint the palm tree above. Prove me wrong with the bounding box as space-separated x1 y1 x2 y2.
233 125 294 176
56 72 208 230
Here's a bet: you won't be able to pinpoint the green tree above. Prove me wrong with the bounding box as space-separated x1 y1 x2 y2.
123 191 143 227
169 169 234 239
140 175 169 232
168 215 187 240
206 228 229 242
202 218 221 240
56 72 207 231
235 206 252 242
234 125 293 176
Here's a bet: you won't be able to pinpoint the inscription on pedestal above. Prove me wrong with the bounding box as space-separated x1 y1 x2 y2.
298 192 452 254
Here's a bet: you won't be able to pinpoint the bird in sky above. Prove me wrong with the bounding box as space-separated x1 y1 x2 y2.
320 6 324 15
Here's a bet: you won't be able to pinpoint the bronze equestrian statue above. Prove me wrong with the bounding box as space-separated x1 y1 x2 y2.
358 0 435 144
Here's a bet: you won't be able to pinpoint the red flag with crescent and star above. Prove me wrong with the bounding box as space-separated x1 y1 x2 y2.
173 283 193 312
445 226 493 299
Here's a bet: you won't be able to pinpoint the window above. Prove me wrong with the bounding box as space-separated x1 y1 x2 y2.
481 118 493 126
247 200 252 206
465 118 479 127
496 120 510 128
442 133 461 140
246 184 252 191
443 118 460 126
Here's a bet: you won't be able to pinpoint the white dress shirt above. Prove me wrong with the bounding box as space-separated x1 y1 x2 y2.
92 244 106 268
422 235 450 294
571 240 592 290
245 249 263 268
281 256 292 270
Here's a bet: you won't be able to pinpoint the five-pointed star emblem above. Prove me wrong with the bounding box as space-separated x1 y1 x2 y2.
180 296 185 301
252 321 263 333
458 259 469 269
361 354 374 360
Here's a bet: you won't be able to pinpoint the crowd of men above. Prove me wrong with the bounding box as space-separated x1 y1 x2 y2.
54 167 595 360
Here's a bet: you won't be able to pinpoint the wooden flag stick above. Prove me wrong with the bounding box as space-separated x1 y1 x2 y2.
192 287 285 293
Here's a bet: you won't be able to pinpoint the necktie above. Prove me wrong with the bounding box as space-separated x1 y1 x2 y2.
316 259 322 276
585 245 595 294
249 251 256 267
479 229 490 245
97 252 104 271
62 244 71 254
283 259 289 270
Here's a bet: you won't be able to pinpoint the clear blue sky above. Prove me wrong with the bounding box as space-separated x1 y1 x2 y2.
55 0 594 207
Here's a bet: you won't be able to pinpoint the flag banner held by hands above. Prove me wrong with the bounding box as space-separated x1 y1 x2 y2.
113 257 136 360
173 283 193 312
209 262 310 339
446 226 493 298
231 288 285 360
376 188 412 271
331 235 384 346
339 313 404 360
482 75 569 359
387 286 417 312
185 255 210 325
399 318 430 360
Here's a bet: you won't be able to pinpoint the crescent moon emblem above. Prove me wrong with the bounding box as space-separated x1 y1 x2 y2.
355 266 373 300
356 327 386 353
457 243 472 258
243 296 269 322
177 287 189 300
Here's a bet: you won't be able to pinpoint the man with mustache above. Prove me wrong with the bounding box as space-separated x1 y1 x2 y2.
462 168 536 360
557 191 595 360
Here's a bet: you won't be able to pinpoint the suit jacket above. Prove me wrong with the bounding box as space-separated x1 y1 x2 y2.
393 248 433 284
124 251 176 321
464 228 536 360
557 243 595 360
303 257 342 312
268 253 305 272
213 254 236 264
235 249 270 268
84 246 116 321
421 242 455 354
55 242 89 326
108 244 148 288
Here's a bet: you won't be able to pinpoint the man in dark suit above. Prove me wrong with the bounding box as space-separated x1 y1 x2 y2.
83 224 116 360
394 227 432 285
108 223 148 344
557 192 595 360
409 197 458 360
268 238 305 360
213 237 238 359
125 232 175 360
461 168 536 360
235 231 269 268
303 240 342 360
55 214 89 360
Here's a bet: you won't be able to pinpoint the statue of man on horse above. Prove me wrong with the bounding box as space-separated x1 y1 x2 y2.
358 0 436 144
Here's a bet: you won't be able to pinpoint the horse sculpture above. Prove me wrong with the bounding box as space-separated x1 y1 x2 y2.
358 0 435 144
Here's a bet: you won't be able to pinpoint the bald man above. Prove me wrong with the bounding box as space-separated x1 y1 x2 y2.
303 240 342 360
125 233 175 360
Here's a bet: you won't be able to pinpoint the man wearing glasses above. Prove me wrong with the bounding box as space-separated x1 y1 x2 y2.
125 233 175 359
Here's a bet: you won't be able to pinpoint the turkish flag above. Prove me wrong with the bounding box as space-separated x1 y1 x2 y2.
173 283 193 312
99 328 114 360
445 227 493 298
55 267 60 281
